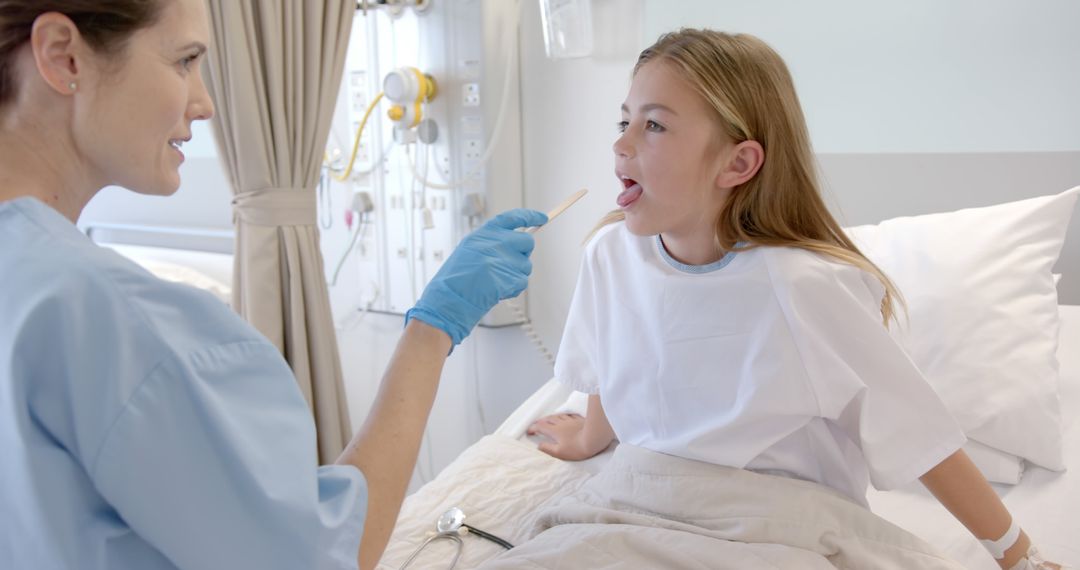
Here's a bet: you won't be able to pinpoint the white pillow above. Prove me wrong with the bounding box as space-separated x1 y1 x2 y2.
845 187 1079 471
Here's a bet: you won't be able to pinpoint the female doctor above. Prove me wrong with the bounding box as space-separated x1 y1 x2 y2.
0 1 545 568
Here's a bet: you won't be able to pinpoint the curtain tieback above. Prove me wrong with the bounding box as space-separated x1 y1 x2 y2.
232 187 316 226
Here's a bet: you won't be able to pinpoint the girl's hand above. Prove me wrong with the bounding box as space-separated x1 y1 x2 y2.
1005 561 1063 569
997 535 1067 570
1002 541 1071 565
1002 545 1065 570
527 413 603 461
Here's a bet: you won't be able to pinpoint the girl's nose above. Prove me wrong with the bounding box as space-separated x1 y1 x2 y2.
613 131 633 159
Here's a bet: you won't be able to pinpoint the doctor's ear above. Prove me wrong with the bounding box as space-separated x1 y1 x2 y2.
715 140 765 189
29 12 86 96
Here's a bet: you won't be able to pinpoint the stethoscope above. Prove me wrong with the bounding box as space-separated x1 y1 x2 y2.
399 507 513 570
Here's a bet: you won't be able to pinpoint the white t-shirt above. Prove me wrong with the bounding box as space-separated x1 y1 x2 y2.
555 222 966 505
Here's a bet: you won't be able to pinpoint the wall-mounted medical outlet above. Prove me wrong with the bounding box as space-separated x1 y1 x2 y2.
326 0 526 325
463 139 482 161
461 193 485 218
463 83 480 107
351 191 375 213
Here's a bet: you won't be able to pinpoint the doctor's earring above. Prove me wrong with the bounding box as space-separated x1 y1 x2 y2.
68 82 77 93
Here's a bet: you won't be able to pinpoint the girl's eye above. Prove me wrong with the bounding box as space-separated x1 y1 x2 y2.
617 119 665 133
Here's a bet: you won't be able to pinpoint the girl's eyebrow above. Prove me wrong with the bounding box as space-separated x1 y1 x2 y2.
621 102 679 116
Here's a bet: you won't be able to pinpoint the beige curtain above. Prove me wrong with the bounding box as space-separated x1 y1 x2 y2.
202 0 354 463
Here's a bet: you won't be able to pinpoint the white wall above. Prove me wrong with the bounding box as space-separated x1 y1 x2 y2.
643 0 1080 154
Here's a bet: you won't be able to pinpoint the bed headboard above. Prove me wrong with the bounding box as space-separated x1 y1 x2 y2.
82 222 233 254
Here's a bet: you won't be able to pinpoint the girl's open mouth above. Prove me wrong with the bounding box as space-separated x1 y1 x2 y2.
617 176 643 208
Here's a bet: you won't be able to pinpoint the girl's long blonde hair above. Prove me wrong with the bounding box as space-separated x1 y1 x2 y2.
594 29 903 325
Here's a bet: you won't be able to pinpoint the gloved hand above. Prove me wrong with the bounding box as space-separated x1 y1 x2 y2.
406 208 548 346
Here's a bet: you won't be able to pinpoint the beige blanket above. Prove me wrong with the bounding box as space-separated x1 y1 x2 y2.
376 436 595 569
377 436 965 569
480 444 965 569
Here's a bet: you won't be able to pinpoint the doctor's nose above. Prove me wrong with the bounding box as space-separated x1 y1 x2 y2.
189 72 215 122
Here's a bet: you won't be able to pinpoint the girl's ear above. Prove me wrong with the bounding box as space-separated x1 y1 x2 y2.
715 140 765 189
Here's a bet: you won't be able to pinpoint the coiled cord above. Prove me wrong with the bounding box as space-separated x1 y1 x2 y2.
508 296 554 368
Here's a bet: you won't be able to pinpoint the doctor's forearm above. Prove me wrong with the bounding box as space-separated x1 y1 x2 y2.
919 449 1030 568
336 319 452 570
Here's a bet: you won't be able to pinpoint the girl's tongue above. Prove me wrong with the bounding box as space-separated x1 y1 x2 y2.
617 180 643 208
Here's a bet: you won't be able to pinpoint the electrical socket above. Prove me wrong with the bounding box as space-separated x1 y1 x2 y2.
464 139 482 161
463 83 480 107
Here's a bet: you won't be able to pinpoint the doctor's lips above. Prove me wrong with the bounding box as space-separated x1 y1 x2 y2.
617 175 643 208
169 136 191 160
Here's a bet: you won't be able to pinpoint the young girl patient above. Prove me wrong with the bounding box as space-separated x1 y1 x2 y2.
528 29 1062 570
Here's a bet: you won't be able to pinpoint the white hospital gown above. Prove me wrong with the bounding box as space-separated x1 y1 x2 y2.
555 222 966 505
0 198 365 569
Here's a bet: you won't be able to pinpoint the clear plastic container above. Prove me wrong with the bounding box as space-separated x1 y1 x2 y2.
538 0 594 59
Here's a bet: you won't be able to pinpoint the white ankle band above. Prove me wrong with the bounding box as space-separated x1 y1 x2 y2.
981 519 1021 560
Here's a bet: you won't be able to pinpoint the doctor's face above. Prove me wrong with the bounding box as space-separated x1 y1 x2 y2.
76 0 215 196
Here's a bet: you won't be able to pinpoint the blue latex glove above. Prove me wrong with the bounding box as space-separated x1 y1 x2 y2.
406 208 548 346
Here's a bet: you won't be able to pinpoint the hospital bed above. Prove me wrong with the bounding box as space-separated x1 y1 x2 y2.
102 243 233 303
375 304 1080 569
83 221 234 307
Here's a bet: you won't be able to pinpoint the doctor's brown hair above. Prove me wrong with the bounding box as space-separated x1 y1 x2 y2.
0 0 165 109
592 29 904 325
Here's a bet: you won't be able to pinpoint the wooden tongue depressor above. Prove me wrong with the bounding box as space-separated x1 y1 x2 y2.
526 189 588 233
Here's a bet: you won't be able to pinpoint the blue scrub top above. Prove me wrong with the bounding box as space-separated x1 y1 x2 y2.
0 198 367 569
